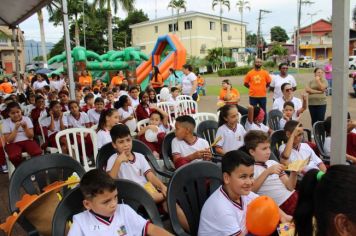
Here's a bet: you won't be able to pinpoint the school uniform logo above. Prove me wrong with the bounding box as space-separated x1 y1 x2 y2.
117 225 127 236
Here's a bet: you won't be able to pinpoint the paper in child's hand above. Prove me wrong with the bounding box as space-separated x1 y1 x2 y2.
277 223 295 236
285 158 309 172
210 136 222 148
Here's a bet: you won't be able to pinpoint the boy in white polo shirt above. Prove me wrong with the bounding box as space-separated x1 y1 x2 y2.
68 169 172 236
106 124 189 230
279 120 327 174
244 130 298 215
172 115 212 168
198 150 292 236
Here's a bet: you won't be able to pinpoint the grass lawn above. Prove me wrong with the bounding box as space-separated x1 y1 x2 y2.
205 83 305 96
205 85 249 96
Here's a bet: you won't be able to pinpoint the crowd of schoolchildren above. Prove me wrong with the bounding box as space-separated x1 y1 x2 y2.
1 62 356 236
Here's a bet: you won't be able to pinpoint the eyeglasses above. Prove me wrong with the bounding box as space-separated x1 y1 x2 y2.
281 67 288 70
285 88 293 92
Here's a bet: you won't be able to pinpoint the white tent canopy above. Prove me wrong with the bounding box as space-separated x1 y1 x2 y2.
0 0 52 27
0 0 75 99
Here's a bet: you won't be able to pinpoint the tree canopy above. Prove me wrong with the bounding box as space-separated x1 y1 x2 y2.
270 26 289 43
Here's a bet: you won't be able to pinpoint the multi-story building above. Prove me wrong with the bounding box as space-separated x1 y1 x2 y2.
0 26 25 74
129 11 246 58
298 19 333 60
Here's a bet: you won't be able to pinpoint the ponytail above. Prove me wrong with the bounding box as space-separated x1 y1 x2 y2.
294 165 356 236
293 169 318 236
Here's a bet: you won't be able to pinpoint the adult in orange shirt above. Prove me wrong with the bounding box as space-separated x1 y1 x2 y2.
244 58 271 123
218 79 247 115
0 77 13 94
110 70 125 87
78 70 92 88
150 66 163 93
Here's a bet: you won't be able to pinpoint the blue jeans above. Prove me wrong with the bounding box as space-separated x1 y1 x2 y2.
309 104 327 126
327 79 332 95
249 97 267 124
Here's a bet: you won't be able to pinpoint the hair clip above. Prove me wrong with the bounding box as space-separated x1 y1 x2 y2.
316 171 325 181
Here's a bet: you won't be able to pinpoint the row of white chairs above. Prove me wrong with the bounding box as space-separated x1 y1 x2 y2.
156 94 193 102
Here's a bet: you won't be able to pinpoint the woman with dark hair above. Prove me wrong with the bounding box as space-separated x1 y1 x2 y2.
135 91 154 121
306 68 328 126
150 66 163 94
294 166 356 236
181 64 198 101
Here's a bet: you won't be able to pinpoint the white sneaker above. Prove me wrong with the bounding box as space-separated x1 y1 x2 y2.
1 165 8 173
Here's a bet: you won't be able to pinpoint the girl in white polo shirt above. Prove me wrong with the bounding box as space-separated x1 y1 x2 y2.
2 102 42 167
96 108 120 149
115 95 136 134
40 100 67 148
67 100 93 157
215 105 246 155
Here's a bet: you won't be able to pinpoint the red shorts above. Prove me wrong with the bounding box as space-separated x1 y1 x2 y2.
279 191 298 216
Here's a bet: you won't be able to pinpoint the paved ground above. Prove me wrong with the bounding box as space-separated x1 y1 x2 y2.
0 72 355 236
200 72 356 130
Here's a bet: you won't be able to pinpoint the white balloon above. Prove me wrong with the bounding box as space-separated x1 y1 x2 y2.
145 129 158 142
160 87 170 101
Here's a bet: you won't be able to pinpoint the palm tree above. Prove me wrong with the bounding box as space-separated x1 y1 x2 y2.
167 0 187 35
37 9 48 66
212 0 230 68
236 0 250 50
93 0 135 51
47 0 84 47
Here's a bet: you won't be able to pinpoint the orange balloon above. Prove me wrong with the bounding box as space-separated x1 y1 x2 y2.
246 196 280 236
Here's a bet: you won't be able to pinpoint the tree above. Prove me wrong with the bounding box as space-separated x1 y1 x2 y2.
270 26 289 43
47 0 85 46
236 0 250 48
37 10 48 66
267 43 288 64
167 0 187 34
212 0 230 68
93 0 135 51
115 9 149 47
205 47 231 71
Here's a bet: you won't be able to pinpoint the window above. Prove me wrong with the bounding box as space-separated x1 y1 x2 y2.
184 20 192 30
140 45 146 50
223 24 229 32
0 36 8 45
154 26 158 33
168 23 178 32
210 21 215 30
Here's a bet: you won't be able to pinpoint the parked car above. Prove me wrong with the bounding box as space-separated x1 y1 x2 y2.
290 56 316 68
349 56 356 70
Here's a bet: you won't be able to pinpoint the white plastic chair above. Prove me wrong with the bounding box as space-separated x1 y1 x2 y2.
156 94 161 102
176 95 193 101
90 124 98 130
193 112 218 124
55 128 98 171
0 121 15 178
38 117 58 153
137 118 150 132
156 102 177 127
176 100 198 116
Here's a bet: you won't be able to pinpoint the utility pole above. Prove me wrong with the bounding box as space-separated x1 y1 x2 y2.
296 0 314 69
256 9 271 59
307 12 318 59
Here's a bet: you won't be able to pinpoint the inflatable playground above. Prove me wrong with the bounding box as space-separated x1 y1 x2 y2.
48 34 186 89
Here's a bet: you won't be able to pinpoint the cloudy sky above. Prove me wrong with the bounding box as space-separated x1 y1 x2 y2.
20 0 356 43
